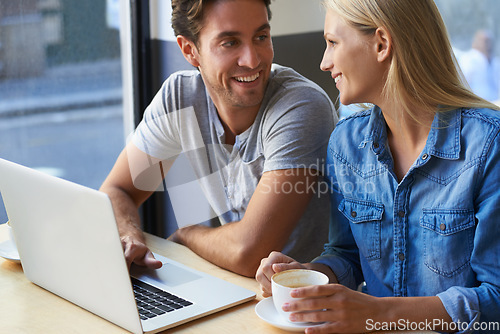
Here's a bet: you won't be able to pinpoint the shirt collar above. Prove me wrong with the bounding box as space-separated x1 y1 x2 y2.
361 106 462 160
206 90 225 139
426 108 461 160
359 106 387 151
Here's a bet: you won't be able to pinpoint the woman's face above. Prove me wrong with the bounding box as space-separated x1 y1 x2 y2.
320 9 387 106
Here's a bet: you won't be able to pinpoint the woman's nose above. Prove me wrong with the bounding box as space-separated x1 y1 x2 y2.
320 48 332 72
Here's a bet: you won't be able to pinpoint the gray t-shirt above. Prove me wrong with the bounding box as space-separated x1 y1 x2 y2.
132 64 336 262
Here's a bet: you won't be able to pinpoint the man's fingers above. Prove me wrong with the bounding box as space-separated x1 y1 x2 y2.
121 236 161 269
272 262 304 273
143 251 163 269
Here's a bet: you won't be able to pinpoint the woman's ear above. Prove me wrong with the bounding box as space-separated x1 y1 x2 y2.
374 27 392 63
177 35 201 67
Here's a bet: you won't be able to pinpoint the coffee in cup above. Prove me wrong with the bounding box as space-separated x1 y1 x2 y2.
271 269 329 322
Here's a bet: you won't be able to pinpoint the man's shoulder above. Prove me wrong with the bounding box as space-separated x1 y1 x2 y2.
265 64 334 111
269 64 325 92
164 69 203 87
157 69 208 106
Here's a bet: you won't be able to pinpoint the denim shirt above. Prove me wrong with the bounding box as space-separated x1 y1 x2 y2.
313 106 500 333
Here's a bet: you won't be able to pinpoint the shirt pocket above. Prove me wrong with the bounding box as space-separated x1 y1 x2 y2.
420 209 475 277
339 198 384 261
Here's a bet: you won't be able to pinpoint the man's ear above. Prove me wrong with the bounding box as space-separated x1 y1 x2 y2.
374 27 392 63
177 35 201 67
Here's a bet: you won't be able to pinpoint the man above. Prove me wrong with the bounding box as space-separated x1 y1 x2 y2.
458 29 500 103
100 0 336 277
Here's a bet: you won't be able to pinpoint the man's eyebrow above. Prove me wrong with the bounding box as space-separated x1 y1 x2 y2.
215 23 271 40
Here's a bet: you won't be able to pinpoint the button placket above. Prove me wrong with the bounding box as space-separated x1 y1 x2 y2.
393 182 410 296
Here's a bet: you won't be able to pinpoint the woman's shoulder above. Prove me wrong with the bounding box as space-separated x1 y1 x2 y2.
459 108 500 158
330 108 373 139
327 108 375 157
461 107 500 128
336 108 372 128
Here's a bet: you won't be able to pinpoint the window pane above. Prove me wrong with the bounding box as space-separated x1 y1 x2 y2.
435 0 500 103
0 0 124 224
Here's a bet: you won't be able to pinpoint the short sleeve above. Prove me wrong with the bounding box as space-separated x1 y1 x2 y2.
261 80 336 173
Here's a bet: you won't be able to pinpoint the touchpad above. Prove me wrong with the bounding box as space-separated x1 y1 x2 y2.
131 262 202 287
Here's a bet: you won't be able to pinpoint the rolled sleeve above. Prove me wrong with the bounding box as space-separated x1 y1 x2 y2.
437 287 480 333
313 254 359 290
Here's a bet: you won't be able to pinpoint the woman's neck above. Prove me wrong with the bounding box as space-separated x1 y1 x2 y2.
380 102 435 181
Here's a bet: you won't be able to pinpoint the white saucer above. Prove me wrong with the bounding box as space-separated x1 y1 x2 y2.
0 224 20 263
255 297 324 332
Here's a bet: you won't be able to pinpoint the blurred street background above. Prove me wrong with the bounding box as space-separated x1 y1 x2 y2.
0 0 124 224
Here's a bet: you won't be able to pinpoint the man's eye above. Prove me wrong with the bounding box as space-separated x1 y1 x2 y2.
222 40 237 47
257 34 268 41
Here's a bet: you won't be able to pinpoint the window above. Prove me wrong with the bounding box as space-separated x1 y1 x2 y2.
339 0 500 119
0 0 124 224
435 0 500 103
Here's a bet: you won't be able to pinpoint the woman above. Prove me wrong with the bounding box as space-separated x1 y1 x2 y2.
256 0 500 333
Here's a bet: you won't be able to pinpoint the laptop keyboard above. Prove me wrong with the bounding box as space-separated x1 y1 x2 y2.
131 277 193 320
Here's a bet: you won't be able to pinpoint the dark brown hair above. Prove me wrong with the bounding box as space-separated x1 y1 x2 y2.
171 0 272 46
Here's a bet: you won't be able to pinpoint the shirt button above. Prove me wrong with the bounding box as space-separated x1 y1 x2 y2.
398 253 405 261
351 211 357 218
421 153 429 160
440 223 446 231
373 142 379 149
398 211 405 218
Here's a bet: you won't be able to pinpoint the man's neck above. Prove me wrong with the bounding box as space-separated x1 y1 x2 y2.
216 105 261 145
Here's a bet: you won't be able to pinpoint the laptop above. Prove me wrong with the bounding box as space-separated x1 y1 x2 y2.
0 158 255 333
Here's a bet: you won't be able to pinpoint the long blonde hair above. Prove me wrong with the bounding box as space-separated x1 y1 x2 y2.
322 0 499 121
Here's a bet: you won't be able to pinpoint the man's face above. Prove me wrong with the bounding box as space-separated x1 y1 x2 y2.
193 0 274 112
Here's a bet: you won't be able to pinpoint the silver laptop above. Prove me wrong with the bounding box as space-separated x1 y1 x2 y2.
0 158 255 333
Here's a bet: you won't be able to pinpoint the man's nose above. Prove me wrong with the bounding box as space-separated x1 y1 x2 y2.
238 44 260 68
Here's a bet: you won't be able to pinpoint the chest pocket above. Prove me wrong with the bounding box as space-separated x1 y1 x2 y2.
420 209 475 277
339 198 384 260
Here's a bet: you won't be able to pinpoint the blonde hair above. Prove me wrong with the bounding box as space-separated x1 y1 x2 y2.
322 0 499 122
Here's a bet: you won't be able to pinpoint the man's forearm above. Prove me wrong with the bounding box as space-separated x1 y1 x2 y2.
171 169 321 277
171 222 268 277
101 186 144 241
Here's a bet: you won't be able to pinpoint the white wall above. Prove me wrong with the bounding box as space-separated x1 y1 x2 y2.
149 0 325 41
270 0 324 37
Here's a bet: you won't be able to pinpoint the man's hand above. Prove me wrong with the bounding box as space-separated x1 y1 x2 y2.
255 251 306 297
99 144 168 271
121 234 162 270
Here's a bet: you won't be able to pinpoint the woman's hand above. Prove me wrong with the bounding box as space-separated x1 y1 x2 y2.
255 251 306 297
284 284 384 334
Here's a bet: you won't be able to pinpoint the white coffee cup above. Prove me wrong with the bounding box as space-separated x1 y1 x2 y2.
271 269 329 322
6 220 14 243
